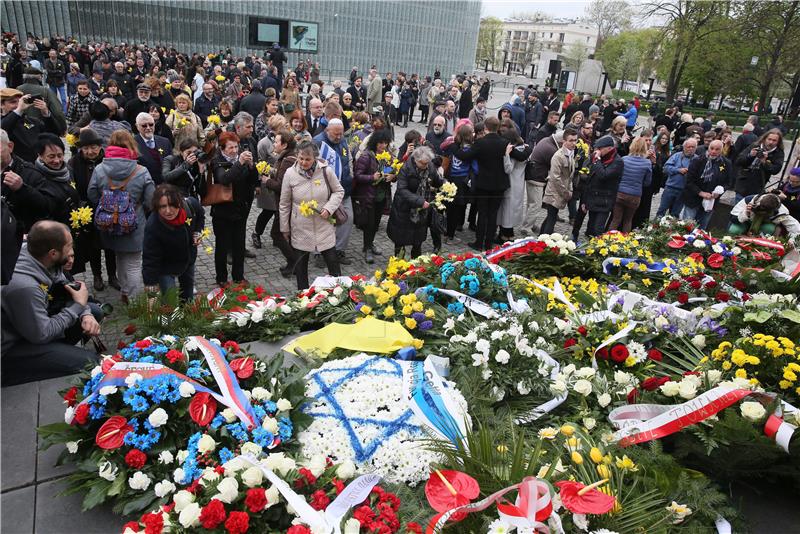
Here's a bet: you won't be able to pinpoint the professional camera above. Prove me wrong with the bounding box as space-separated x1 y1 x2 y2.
755 147 766 158
192 149 213 164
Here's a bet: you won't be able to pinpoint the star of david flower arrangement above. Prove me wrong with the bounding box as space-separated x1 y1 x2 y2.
298 353 470 485
38 335 309 516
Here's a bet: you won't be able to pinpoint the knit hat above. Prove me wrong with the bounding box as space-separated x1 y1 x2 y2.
77 128 103 148
595 136 615 149
589 104 600 114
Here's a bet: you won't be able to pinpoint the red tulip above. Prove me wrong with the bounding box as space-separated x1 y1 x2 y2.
95 416 133 449
555 479 616 515
189 392 218 427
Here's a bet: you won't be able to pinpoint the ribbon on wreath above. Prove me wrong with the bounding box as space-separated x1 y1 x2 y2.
72 337 259 429
601 256 674 275
426 476 553 534
485 237 550 263
239 455 381 534
608 385 798 452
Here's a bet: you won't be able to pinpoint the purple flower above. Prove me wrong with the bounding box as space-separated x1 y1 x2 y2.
412 312 426 322
419 320 433 331
398 281 408 293
355 302 364 311
608 284 620 293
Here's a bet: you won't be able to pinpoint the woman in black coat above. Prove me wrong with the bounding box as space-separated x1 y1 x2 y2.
578 136 624 238
142 184 204 301
387 146 442 258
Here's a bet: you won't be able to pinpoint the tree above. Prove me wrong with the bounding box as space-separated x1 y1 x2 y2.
582 0 632 52
564 41 590 87
476 16 504 70
642 0 730 104
596 29 659 88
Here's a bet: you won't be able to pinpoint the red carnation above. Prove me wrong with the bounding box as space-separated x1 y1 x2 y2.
223 340 240 354
244 488 267 513
310 489 331 511
189 392 218 427
134 339 152 349
715 291 730 303
165 350 184 364
236 294 249 303
689 280 702 290
704 280 718 289
677 292 689 304
73 403 90 425
733 280 747 291
253 285 265 297
647 348 663 362
596 347 609 360
332 477 346 494
63 386 79 407
641 376 671 391
667 280 681 291
294 467 317 488
610 344 629 363
140 512 164 534
577 325 588 337
406 523 423 534
199 499 227 529
125 449 147 469
224 511 250 534
563 338 578 349
353 505 376 525
286 526 311 534
657 290 666 299
124 323 138 335
122 521 140 533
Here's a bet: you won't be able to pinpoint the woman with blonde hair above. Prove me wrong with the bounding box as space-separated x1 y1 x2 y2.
280 75 302 114
608 115 631 156
609 136 652 232
166 93 205 152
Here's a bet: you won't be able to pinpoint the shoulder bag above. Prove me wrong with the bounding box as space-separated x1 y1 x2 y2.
201 161 233 206
321 167 349 226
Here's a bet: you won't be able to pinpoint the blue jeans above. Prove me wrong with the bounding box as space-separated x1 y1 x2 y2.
158 263 195 301
49 83 67 112
656 187 684 218
681 205 713 230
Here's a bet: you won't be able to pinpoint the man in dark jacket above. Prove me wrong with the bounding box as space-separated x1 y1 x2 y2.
734 129 784 203
524 93 544 138
523 130 562 235
110 61 134 98
194 83 220 127
134 111 173 185
577 135 624 238
1 88 61 162
731 122 757 166
453 116 509 250
347 77 367 111
44 49 67 113
531 111 559 145
543 88 560 115
239 80 266 118
124 83 154 125
681 140 732 229
17 66 68 135
425 116 448 155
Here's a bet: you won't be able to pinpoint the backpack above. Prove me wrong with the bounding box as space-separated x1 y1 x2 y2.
95 166 140 236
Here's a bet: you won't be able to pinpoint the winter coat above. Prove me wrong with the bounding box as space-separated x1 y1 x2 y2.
527 135 559 183
353 150 391 207
583 152 624 212
387 157 442 246
141 197 204 284
780 181 800 221
663 151 695 190
453 132 510 192
618 155 653 197
497 143 532 228
399 89 414 114
279 160 343 252
161 154 205 199
442 142 477 206
1 156 50 233
34 159 80 227
1 249 91 352
87 157 155 252
730 194 800 238
1 109 61 162
209 153 258 222
682 155 733 209
735 143 784 197
542 148 575 210
165 110 205 151
16 81 67 134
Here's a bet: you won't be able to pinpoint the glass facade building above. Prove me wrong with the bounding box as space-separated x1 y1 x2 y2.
2 0 481 79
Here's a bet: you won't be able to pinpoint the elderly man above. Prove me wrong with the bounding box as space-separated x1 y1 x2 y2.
124 82 154 125
680 139 732 229
366 68 383 115
425 115 448 155
110 61 134 98
134 112 172 185
1 87 61 162
1 221 102 386
306 98 325 136
314 118 355 265
656 137 698 218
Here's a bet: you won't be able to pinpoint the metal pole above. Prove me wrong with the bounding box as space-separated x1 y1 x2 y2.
781 122 799 179
647 77 655 100
600 72 608 96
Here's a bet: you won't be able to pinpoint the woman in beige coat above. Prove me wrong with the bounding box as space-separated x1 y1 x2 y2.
280 140 344 289
540 128 578 235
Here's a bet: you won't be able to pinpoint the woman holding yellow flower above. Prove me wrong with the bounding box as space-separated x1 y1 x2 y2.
165 94 205 153
353 129 395 264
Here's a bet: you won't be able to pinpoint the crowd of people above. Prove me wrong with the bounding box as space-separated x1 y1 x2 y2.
1 33 799 385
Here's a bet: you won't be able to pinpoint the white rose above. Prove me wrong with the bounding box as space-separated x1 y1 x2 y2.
220 408 236 423
128 471 151 491
241 466 264 488
276 398 292 412
575 367 596 379
597 393 611 407
732 246 742 255
173 490 195 512
64 406 75 424
264 452 296 476
158 451 174 464
691 334 706 350
551 379 568 394
90 365 102 378
241 441 262 457
176 449 189 463
336 459 356 480
178 502 202 528
328 296 340 306
197 434 216 454
179 382 196 398
660 381 681 397
265 486 281 506
706 369 722 386
280 305 292 314
173 467 187 484
251 387 272 401
573 379 593 396
333 286 344 296
154 480 176 497
344 518 361 534
562 363 577 376
98 461 118 481
99 385 118 396
66 441 79 454
740 401 766 422
583 417 596 430
261 416 279 434
148 408 169 428
215 477 239 504
678 379 698 400
223 456 248 476
495 349 511 364
124 373 143 387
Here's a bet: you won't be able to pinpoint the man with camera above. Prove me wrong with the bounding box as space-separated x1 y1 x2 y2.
1 87 61 162
734 129 785 204
161 138 209 200
1 220 102 386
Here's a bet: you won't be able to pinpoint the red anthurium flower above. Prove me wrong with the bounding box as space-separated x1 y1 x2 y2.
707 253 724 268
642 376 671 391
63 386 78 407
610 344 629 363
95 416 133 449
425 470 480 521
189 392 218 427
122 521 140 533
555 480 617 515
667 236 686 249
229 357 254 379
349 289 361 303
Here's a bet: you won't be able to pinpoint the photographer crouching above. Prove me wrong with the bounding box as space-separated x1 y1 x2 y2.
1 220 103 386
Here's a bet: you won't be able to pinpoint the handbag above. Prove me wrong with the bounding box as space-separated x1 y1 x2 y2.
321 167 349 226
201 163 233 206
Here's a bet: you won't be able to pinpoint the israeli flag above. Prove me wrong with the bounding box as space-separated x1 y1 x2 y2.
319 141 342 179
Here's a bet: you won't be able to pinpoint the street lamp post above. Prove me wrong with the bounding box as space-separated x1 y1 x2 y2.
647 77 655 100
600 72 608 95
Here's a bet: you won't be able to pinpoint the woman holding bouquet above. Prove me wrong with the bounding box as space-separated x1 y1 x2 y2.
165 94 205 152
353 128 395 264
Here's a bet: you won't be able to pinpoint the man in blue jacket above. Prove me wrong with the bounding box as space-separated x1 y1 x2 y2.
656 138 697 218
616 101 638 133
314 119 354 265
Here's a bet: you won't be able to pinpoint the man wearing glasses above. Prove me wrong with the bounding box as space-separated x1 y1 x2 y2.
134 112 172 185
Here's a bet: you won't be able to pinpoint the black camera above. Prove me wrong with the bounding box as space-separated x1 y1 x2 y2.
755 147 765 157
192 149 212 164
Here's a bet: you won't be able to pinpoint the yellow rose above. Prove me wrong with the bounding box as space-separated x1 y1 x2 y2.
405 317 417 330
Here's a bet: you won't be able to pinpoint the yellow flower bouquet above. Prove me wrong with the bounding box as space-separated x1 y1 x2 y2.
69 206 93 231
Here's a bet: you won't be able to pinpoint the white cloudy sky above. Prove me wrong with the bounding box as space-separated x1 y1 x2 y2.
481 0 594 19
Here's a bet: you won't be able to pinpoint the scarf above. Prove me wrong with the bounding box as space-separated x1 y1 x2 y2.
298 161 317 179
600 148 617 165
105 146 137 160
701 156 718 183
34 159 70 183
163 208 187 227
